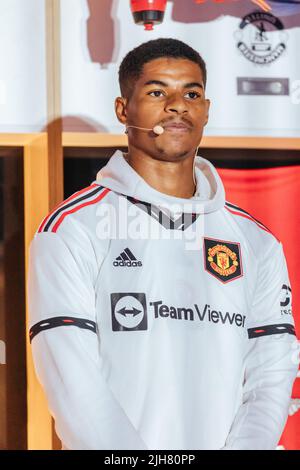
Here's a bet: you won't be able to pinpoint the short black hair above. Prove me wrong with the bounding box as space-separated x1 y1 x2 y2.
118 38 207 99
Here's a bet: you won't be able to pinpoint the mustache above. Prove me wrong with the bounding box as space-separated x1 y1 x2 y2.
160 118 193 128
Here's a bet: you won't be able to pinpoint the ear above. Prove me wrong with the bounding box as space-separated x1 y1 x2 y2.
115 97 128 125
204 98 210 127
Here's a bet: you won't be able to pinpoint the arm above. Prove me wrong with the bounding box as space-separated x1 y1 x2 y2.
28 221 147 450
222 240 299 450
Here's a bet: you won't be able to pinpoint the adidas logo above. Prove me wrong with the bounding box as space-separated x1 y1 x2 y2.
113 248 142 267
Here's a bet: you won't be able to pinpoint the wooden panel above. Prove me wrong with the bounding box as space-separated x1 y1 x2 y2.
46 0 63 449
0 150 27 449
202 136 300 150
0 135 43 147
23 134 52 450
62 132 300 150
1 134 299 151
0 137 52 449
63 133 128 148
46 0 63 209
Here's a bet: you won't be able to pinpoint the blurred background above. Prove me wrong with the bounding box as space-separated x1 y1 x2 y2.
0 0 299 450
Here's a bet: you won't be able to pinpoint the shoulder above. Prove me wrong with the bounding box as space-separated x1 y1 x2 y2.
224 200 280 244
37 184 111 235
223 200 282 264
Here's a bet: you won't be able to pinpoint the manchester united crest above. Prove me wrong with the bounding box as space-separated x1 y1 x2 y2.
203 238 243 284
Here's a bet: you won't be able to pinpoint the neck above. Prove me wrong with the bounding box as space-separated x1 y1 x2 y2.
124 148 197 198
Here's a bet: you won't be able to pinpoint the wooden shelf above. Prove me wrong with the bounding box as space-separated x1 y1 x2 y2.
1 133 299 150
0 134 47 147
61 133 300 150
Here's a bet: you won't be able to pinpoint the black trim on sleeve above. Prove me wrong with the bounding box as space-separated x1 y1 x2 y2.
225 201 271 232
29 316 97 343
43 186 104 232
248 323 296 339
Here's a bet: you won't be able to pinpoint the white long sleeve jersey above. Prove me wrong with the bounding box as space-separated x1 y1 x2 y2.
28 150 298 450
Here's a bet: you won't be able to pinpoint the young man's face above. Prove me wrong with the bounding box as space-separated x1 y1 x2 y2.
115 57 210 162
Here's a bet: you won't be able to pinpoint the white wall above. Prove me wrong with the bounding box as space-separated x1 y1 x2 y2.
0 0 299 136
60 0 300 137
0 0 47 133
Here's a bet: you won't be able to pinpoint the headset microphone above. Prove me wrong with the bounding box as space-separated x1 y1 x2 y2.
125 125 164 135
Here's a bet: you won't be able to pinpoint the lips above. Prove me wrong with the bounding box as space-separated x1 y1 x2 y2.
162 121 191 132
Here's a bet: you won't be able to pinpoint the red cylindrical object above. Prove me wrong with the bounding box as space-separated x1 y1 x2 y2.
130 0 167 30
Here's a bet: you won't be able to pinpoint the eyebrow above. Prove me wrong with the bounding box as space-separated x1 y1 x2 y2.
143 80 204 90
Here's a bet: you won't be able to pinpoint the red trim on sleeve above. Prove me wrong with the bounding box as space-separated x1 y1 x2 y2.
52 188 110 233
38 183 99 233
225 206 279 241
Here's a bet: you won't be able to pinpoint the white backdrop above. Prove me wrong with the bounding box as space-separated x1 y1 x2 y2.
0 0 299 136
60 0 300 137
0 0 47 133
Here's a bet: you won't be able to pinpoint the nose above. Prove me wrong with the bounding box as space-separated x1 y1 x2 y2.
164 92 188 114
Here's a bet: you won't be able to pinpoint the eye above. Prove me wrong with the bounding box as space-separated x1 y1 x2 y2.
185 91 201 99
148 90 165 97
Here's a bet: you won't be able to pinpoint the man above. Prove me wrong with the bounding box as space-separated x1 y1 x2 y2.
28 38 298 450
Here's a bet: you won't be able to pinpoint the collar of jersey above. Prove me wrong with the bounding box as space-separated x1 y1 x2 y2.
94 150 225 214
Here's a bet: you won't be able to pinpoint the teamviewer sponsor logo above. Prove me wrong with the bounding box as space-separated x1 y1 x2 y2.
111 293 147 331
151 301 246 328
110 293 245 332
113 248 142 267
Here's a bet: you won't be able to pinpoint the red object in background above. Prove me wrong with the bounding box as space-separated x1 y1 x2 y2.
130 0 167 30
87 0 114 66
218 165 300 450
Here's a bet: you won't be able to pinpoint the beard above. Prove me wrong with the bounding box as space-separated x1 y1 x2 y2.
154 144 191 162
129 136 196 162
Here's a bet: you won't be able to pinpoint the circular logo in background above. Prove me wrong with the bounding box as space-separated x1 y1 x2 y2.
235 11 288 64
